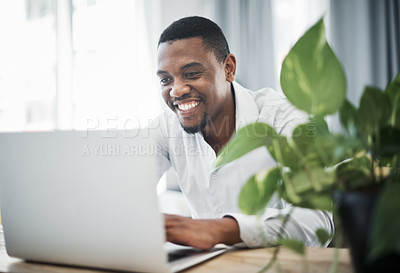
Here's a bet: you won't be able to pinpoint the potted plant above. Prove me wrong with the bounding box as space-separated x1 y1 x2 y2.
216 18 400 273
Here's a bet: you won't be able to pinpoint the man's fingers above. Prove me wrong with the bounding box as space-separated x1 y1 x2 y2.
163 215 236 250
164 214 191 228
164 216 204 248
165 224 191 246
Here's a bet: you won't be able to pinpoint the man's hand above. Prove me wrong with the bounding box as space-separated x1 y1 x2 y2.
164 214 242 250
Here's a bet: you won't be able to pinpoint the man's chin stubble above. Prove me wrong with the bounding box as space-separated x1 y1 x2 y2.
181 113 208 134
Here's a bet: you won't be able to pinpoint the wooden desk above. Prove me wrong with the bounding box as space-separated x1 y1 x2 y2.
186 247 353 273
0 227 353 273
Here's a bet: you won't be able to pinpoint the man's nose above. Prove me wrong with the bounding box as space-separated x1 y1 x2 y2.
170 80 190 98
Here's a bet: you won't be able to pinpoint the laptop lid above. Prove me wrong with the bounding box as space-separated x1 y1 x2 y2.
0 129 170 273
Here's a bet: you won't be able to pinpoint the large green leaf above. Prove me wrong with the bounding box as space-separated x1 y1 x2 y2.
295 192 333 211
316 228 331 246
339 99 357 133
292 117 327 152
280 18 346 116
271 137 302 170
216 122 280 168
279 168 334 211
373 126 400 164
295 167 334 192
385 73 400 128
356 86 392 139
238 167 281 215
277 238 305 255
291 117 339 167
367 182 400 263
279 189 333 211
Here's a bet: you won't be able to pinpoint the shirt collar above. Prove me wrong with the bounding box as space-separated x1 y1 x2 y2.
212 82 260 172
232 81 260 131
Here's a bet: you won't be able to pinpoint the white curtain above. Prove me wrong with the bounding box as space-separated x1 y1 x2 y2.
214 0 276 91
330 0 400 106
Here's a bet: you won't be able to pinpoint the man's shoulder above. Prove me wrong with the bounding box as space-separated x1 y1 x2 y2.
248 86 291 109
234 82 302 116
233 82 308 135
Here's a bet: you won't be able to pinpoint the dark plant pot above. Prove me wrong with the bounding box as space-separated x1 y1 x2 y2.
334 191 399 273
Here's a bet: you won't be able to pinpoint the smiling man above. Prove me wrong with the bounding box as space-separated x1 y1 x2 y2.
153 16 333 250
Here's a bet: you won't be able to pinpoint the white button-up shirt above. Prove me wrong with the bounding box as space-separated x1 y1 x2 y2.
152 82 333 248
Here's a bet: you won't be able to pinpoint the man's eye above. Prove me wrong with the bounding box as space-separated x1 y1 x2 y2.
185 72 200 78
160 77 171 85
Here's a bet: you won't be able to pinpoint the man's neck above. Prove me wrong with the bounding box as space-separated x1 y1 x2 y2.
202 84 236 154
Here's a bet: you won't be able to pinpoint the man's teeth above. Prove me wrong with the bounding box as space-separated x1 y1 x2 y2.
178 101 200 111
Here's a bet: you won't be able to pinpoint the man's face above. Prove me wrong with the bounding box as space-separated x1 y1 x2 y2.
157 37 231 134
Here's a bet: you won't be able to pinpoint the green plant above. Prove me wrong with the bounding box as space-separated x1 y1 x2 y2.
216 18 400 271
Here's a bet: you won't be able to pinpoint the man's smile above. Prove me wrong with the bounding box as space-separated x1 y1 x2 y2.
176 101 200 111
173 99 202 117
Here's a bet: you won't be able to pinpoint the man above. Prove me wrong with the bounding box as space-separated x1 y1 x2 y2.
153 16 333 250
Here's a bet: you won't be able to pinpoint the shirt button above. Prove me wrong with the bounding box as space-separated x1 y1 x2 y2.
217 207 223 213
211 174 217 179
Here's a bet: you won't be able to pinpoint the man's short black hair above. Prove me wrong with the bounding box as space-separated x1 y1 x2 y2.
158 16 230 63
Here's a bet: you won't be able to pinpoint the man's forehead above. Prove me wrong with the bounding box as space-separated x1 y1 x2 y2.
157 38 216 68
157 37 206 56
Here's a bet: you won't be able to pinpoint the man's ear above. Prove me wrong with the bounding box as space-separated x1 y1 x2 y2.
224 54 236 83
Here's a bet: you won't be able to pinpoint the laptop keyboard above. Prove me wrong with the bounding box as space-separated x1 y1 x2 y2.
168 248 204 262
168 247 222 262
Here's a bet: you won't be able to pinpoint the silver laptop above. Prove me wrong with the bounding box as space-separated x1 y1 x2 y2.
0 130 228 273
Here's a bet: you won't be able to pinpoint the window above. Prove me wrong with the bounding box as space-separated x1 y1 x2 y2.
271 0 330 93
72 0 161 130
0 0 56 131
0 0 161 132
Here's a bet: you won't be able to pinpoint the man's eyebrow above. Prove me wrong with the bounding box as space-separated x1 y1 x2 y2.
156 62 204 76
181 62 204 70
156 70 168 76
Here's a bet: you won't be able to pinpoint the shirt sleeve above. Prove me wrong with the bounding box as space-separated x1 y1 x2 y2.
225 205 334 248
227 96 333 248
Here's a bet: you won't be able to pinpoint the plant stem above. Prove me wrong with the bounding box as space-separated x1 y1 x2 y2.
328 247 340 273
379 166 383 184
302 254 309 273
258 207 295 273
329 207 343 273
258 247 279 273
392 155 400 181
275 260 283 273
273 140 301 203
368 135 377 183
390 93 399 126
258 215 272 248
282 173 301 204
314 137 330 166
